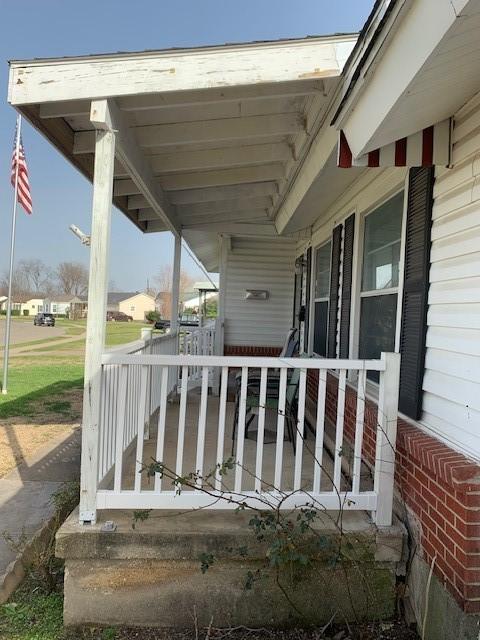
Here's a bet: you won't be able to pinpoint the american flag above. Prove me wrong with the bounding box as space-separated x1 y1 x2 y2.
10 125 33 215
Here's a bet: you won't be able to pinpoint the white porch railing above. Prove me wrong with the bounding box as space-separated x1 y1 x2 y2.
98 331 178 485
94 351 400 526
179 320 217 388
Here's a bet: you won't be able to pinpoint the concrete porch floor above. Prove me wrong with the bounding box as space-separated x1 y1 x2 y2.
109 385 342 495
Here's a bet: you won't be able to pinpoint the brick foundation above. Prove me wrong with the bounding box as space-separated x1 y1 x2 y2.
307 371 480 614
224 345 282 357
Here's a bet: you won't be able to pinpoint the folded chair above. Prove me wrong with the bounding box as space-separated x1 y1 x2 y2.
231 357 302 455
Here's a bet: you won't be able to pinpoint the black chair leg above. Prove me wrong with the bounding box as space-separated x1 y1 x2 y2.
245 411 255 440
231 393 239 456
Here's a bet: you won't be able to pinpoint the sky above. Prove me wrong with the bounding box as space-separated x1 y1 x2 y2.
0 0 374 292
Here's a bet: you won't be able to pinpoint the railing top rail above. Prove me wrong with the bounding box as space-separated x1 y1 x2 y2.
107 339 146 355
101 352 388 371
150 330 178 343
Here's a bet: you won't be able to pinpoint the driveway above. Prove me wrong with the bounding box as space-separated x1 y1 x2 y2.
0 318 65 345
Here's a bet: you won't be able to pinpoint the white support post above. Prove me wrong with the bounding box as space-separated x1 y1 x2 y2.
79 114 116 524
374 352 401 527
170 234 181 335
212 235 228 395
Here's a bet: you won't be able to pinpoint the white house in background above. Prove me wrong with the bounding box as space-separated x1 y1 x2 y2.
107 291 155 321
14 297 49 315
0 296 7 311
10 2 480 635
47 294 87 318
182 281 218 312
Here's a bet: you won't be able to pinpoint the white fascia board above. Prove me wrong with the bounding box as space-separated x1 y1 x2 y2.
8 36 357 106
275 124 338 235
337 0 468 156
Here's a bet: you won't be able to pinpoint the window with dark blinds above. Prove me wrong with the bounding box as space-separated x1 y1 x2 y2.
399 167 434 420
327 225 342 357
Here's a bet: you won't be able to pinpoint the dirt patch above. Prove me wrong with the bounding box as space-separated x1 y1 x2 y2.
0 387 83 477
0 422 77 478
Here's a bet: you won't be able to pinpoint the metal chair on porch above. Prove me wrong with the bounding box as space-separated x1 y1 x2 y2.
231 365 301 454
231 328 300 454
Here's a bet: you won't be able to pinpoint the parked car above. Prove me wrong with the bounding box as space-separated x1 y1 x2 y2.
33 312 55 326
154 315 200 330
179 314 199 327
106 311 133 322
154 318 170 330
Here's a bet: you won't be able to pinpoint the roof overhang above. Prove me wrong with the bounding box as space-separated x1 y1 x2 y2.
332 0 480 157
8 35 357 271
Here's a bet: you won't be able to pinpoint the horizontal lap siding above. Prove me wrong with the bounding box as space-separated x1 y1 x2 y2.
423 93 480 460
224 237 296 348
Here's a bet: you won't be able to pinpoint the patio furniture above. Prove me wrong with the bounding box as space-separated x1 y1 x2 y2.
231 361 302 455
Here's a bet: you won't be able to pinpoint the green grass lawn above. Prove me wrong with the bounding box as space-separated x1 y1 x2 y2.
105 322 151 346
0 358 84 419
0 582 64 640
0 320 152 419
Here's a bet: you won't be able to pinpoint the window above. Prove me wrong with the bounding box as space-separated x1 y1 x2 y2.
313 240 331 356
359 191 404 380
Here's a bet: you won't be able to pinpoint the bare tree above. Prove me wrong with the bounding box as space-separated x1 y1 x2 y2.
56 261 89 296
17 259 54 295
0 267 30 300
153 265 194 319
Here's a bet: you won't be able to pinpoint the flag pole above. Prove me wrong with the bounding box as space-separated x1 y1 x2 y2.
2 114 22 395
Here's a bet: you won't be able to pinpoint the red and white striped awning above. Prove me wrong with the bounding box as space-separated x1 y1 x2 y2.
337 119 452 168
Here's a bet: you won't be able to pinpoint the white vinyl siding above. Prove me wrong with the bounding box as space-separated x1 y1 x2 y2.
224 237 296 347
422 92 480 459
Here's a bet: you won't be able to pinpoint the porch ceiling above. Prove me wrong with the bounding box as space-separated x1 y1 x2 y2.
8 35 356 270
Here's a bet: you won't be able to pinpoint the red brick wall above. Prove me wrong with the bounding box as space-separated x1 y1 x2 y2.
224 345 282 357
307 372 480 613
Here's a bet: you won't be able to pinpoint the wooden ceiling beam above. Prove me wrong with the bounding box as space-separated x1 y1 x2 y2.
37 81 325 119
159 165 285 192
168 182 278 204
146 220 277 236
73 113 303 154
138 208 268 224
148 143 291 174
175 196 273 216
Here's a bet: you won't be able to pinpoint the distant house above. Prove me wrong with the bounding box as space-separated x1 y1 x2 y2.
0 296 7 312
47 295 87 318
107 292 155 321
14 297 49 315
182 281 218 313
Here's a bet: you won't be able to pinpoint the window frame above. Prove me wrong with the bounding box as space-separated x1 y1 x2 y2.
310 238 333 357
354 185 408 385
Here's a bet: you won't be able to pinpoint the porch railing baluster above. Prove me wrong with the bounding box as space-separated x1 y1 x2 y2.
274 368 288 490
293 368 307 491
234 366 248 493
352 369 366 494
113 365 128 493
154 366 169 492
195 367 209 487
176 365 189 477
254 367 268 492
313 369 327 494
134 365 149 493
215 365 229 490
333 369 347 494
